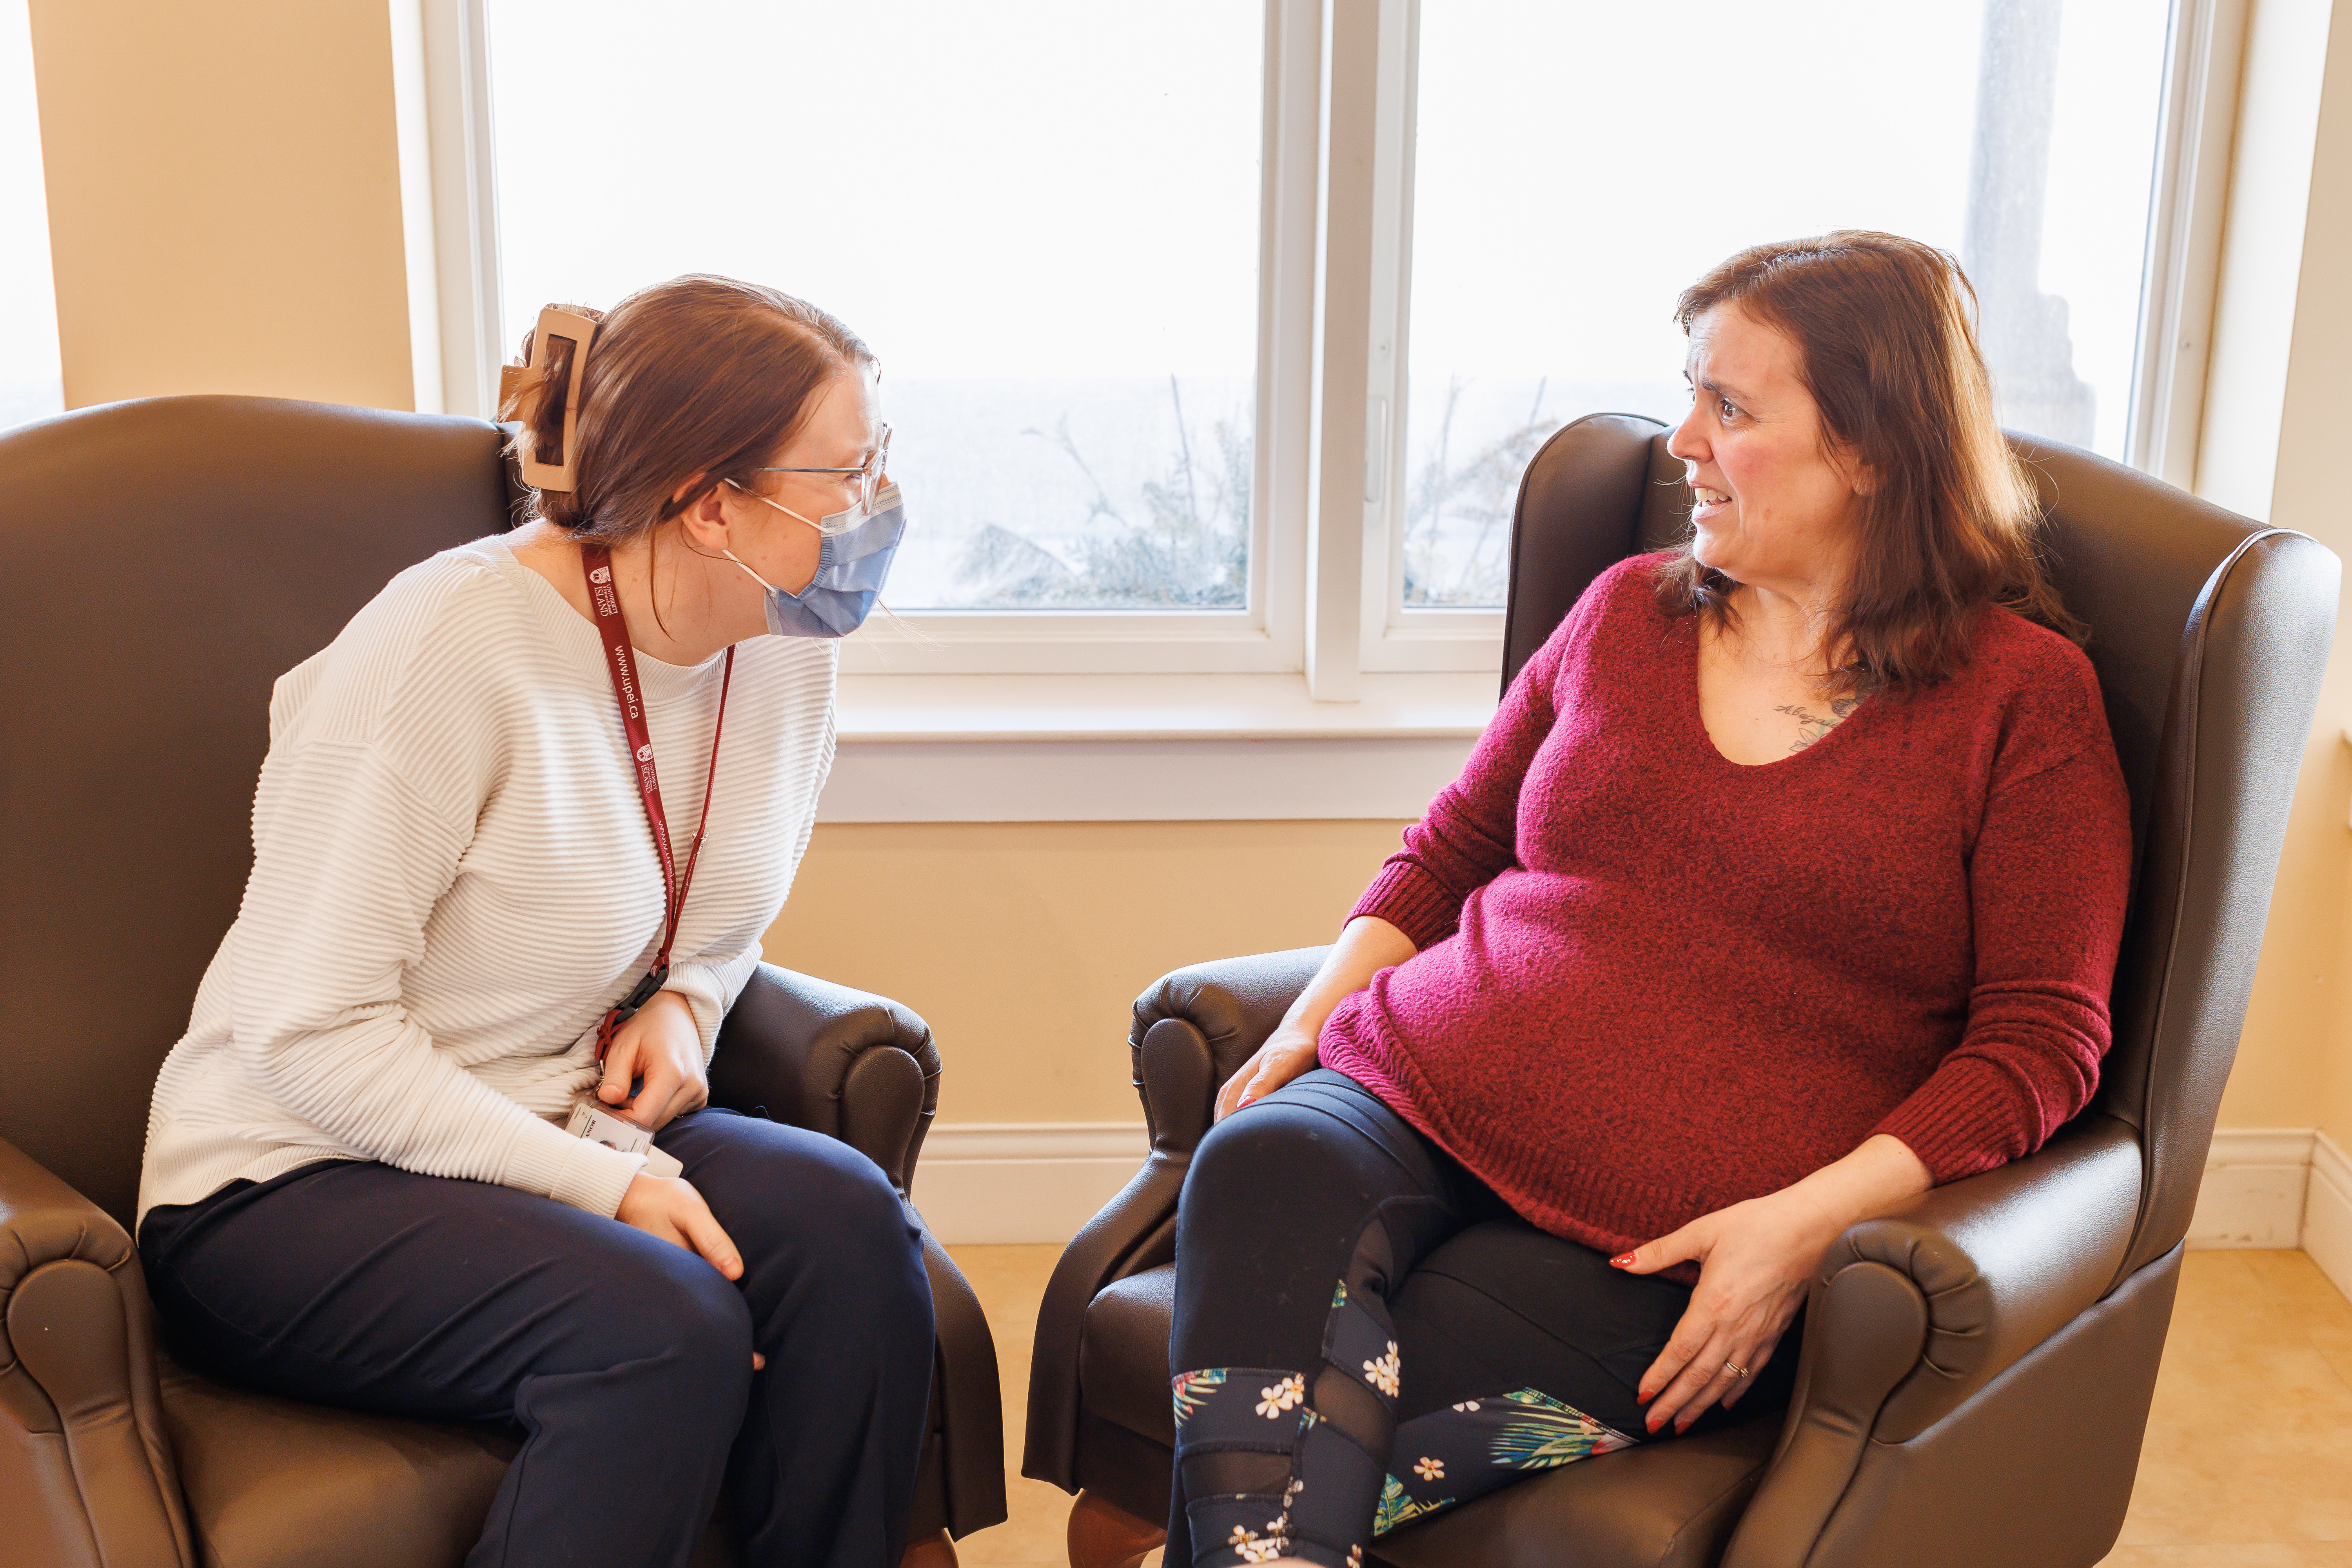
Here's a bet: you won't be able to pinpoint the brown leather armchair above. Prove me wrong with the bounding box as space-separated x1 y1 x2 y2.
1023 414 2340 1568
0 396 1007 1568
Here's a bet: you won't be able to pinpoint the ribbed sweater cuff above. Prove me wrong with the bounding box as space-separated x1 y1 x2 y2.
1870 1055 2029 1185
504 1116 646 1218
664 964 729 1060
1350 863 1462 952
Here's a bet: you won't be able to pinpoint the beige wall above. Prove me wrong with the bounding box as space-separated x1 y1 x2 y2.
29 0 416 411
761 821 1406 1125
2310 20 2352 1156
2265 0 2352 1149
2203 0 2352 1143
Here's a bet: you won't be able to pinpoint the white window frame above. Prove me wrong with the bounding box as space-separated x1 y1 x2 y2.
1354 0 1503 675
399 0 504 424
1293 0 1499 697
405 0 2236 722
407 0 1323 679
2127 0 2247 488
838 0 1317 677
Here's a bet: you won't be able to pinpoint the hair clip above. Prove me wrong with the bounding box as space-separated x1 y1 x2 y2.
496 361 538 417
517 306 600 492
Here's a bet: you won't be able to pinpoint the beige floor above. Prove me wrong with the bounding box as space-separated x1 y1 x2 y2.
942 1245 2352 1568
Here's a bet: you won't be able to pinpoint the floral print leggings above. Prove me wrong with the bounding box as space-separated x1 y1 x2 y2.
1167 1070 1793 1568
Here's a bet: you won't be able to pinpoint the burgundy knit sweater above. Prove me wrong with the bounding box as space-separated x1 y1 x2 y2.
1319 554 2132 1261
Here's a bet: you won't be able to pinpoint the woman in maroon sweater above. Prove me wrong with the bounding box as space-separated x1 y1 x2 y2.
1163 232 2132 1568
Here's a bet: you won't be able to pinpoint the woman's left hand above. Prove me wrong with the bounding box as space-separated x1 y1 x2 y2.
597 990 710 1131
1615 1133 1933 1436
1612 1187 1845 1435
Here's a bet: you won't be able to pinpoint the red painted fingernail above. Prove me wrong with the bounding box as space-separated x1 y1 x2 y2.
1611 1254 1637 1267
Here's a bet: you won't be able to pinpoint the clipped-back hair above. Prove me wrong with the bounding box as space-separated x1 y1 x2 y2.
499 274 873 545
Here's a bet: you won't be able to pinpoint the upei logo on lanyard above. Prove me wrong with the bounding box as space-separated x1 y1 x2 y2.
582 544 735 1062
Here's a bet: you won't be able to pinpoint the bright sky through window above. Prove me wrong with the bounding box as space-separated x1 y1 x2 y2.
489 0 1265 611
490 1 2173 622
1401 0 2170 608
0 0 62 431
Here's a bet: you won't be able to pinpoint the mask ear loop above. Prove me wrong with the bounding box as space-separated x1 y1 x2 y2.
720 550 782 595
723 478 822 533
717 484 815 597
509 306 601 493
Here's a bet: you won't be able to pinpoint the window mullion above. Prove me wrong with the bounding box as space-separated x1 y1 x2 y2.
1258 0 1323 674
1358 0 1417 665
417 0 505 421
2128 0 2245 488
1302 0 1382 701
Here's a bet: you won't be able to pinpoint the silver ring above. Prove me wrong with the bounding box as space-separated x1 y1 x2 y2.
1722 1361 1749 1379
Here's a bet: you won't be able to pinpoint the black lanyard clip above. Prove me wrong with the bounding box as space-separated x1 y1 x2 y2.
595 961 673 1062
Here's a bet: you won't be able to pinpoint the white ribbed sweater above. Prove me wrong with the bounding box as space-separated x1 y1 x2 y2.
137 536 837 1227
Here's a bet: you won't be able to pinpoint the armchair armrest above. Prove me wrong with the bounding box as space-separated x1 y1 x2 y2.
1023 946 1327 1491
708 962 940 1196
709 965 1007 1538
1722 1113 2144 1568
0 1135 194 1568
1128 945 1331 1153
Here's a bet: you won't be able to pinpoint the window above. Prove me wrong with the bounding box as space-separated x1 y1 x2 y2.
0 0 62 430
486 0 1275 670
450 0 2208 692
1383 0 2174 621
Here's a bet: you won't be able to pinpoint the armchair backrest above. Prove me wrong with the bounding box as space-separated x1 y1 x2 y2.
1499 414 2337 1287
0 396 512 1226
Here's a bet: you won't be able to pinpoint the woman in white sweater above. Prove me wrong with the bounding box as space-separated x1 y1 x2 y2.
135 276 931 1568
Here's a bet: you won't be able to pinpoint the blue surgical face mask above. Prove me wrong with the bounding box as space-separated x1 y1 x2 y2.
721 480 906 639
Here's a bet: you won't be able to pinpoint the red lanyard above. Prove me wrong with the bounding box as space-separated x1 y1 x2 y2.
583 543 734 1061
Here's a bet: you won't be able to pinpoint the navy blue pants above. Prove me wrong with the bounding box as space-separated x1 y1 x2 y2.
1168 1071 1797 1568
138 1108 935 1568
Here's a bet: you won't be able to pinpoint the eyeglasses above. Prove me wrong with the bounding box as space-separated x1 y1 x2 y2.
753 423 892 513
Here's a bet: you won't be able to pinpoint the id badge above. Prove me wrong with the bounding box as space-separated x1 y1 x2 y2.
565 1098 683 1178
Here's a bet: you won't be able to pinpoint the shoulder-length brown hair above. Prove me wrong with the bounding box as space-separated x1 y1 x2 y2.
1655 231 2080 697
499 274 873 547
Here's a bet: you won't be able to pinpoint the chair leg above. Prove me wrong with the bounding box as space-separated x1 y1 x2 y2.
1068 1489 1166 1568
902 1527 959 1568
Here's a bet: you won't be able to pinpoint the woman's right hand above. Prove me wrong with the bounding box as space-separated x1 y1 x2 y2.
1214 1020 1323 1122
1213 915 1421 1124
617 1172 743 1281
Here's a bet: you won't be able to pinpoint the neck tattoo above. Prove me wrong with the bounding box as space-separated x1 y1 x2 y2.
1774 695 1862 753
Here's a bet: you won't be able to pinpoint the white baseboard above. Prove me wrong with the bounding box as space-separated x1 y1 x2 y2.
2189 1127 2315 1248
912 1122 1149 1244
2305 1131 2352 1301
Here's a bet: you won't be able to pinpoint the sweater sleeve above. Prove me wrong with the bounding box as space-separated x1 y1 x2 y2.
1871 666 2133 1183
1350 576 1607 949
665 946 762 1062
229 737 647 1216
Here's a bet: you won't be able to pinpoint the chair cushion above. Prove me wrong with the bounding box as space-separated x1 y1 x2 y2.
1074 1261 1784 1568
1078 1264 1180 1443
1367 1408 1781 1568
159 1356 515 1568
159 1356 740 1568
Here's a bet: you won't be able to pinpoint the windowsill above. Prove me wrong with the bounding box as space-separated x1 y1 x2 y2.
835 669 1496 742
821 670 1497 823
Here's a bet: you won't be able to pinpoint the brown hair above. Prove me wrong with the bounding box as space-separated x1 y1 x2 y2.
499 274 873 545
1655 231 2080 698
